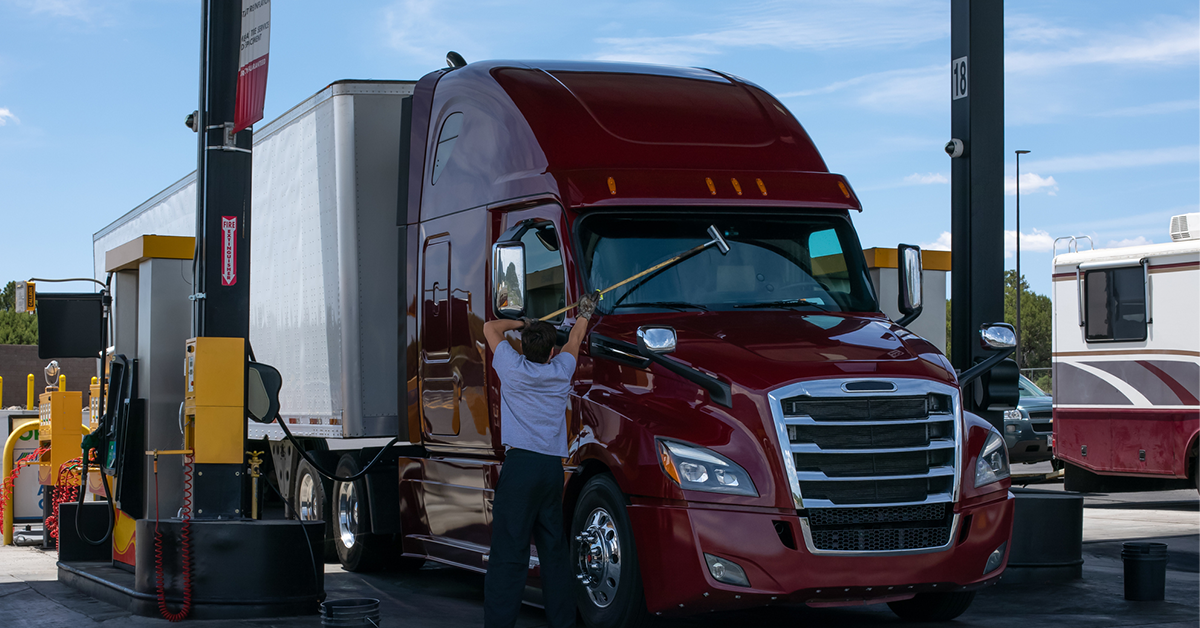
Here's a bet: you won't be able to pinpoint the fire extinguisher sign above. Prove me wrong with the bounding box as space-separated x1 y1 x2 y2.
221 216 238 286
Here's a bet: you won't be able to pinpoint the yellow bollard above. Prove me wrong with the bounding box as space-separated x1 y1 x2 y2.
26 374 34 410
2 421 39 546
0 376 3 410
59 374 66 391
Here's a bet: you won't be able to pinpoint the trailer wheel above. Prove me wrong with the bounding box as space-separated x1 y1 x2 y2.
887 591 976 622
294 459 336 562
333 454 387 572
571 475 649 628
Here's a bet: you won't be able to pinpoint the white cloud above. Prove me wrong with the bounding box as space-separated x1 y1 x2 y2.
13 0 95 20
1096 100 1200 118
1004 173 1058 196
1006 14 1083 44
904 172 948 185
1024 146 1199 174
0 108 17 126
594 0 947 65
1006 19 1200 73
383 0 477 67
1106 236 1154 248
921 232 952 251
1004 229 1055 258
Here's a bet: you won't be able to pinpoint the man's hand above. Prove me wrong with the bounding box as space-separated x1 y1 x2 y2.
484 318 525 353
577 290 601 320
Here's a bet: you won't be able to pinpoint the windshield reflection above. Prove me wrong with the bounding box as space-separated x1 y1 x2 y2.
579 213 879 314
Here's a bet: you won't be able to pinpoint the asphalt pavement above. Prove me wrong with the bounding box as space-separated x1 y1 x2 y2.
1 465 1196 628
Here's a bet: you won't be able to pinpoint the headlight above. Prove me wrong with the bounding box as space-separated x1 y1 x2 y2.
1003 409 1022 421
656 439 758 497
974 431 1010 488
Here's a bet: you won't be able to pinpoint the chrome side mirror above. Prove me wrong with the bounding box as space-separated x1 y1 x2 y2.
896 243 923 326
492 242 526 318
979 323 1016 350
637 326 677 354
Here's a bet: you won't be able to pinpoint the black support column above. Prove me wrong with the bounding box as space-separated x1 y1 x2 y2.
950 0 1005 427
194 0 252 341
193 0 251 519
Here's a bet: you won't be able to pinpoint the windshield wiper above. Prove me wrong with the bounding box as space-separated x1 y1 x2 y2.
611 301 709 312
733 298 832 312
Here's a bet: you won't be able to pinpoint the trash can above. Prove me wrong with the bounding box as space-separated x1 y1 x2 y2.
1122 542 1167 601
321 598 381 627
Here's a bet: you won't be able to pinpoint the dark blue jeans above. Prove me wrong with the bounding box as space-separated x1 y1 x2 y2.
484 448 575 628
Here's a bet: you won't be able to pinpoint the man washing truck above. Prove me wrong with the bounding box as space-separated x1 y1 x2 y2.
483 291 598 628
95 57 1018 627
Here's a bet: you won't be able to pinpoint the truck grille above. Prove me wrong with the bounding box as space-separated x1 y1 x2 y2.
770 379 961 555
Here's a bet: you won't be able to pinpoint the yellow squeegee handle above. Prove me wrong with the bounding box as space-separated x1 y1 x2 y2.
538 241 711 322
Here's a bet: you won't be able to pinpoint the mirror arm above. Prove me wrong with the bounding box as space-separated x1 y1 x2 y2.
895 305 923 328
958 345 1016 389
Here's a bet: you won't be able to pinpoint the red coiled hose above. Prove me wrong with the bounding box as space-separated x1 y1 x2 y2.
154 454 193 621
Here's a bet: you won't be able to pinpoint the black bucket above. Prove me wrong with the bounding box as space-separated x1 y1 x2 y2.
321 598 381 627
1121 542 1167 601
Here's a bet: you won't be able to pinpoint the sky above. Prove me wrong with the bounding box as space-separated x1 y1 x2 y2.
0 0 1196 300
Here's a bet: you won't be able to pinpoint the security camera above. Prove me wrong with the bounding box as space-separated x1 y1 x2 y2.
945 139 965 158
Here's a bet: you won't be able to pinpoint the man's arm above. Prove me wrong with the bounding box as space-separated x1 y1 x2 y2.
559 315 588 363
560 290 599 363
484 318 525 353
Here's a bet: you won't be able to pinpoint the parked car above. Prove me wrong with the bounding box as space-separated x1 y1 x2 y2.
1004 375 1054 464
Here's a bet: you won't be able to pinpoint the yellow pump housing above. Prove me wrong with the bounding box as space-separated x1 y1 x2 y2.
39 390 83 485
183 337 245 465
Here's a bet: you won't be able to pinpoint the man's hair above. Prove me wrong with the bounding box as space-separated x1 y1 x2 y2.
521 320 557 364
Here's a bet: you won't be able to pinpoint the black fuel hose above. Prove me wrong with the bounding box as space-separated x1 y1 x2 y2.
274 415 399 483
73 455 115 546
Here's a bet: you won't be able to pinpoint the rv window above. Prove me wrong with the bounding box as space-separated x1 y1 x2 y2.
1084 266 1146 342
520 225 566 322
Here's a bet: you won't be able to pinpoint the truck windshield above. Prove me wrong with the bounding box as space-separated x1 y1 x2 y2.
579 213 878 313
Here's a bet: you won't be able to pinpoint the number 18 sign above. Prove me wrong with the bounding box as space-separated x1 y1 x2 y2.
952 56 968 100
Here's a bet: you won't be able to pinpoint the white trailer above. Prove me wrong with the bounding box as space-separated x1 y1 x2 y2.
1051 214 1200 489
93 80 415 513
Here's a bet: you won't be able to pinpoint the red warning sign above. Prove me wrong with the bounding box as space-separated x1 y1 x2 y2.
234 1 271 133
221 216 238 286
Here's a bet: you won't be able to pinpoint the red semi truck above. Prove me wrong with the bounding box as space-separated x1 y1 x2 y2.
95 59 1015 625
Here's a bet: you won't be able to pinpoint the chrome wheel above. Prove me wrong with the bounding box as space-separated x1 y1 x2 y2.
336 479 359 549
575 507 621 608
298 473 319 520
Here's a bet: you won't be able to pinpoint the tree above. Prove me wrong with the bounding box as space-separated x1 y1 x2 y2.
0 280 38 345
944 272 1052 392
1004 270 1052 392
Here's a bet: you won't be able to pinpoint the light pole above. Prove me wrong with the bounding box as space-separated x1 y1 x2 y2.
1015 149 1031 370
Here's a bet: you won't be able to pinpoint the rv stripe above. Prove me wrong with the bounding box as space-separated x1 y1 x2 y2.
1137 361 1200 406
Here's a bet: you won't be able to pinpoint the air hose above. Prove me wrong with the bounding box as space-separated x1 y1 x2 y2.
153 453 193 621
72 452 115 546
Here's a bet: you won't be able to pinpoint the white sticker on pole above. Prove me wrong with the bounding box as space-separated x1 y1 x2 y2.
221 216 238 286
234 0 270 133
951 56 968 100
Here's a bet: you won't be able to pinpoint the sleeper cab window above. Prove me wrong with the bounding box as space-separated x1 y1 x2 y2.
520 224 567 323
1084 265 1146 342
431 112 463 184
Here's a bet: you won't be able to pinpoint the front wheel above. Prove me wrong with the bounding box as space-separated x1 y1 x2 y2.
887 591 976 622
571 475 649 628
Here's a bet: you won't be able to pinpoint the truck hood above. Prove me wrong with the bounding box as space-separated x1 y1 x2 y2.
590 310 957 393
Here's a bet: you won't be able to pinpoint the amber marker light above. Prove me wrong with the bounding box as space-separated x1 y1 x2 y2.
756 178 768 196
607 176 617 195
705 177 717 195
730 178 743 196
658 440 682 484
838 181 851 198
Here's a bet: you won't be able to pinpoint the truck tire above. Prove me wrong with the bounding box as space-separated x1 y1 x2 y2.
294 458 336 562
333 454 388 572
571 475 649 628
887 591 976 622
